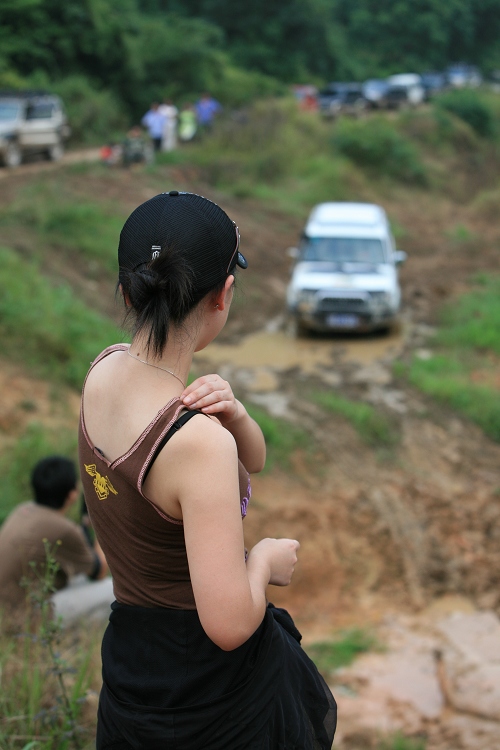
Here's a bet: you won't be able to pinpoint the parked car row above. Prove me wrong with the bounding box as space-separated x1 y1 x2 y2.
316 63 483 118
0 90 70 167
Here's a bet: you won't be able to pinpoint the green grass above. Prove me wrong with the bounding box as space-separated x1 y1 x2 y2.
306 628 377 675
0 181 125 276
312 392 398 447
244 402 311 471
404 275 500 441
377 735 426 750
0 246 124 389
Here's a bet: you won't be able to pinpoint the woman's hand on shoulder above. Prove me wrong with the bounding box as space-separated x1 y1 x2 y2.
181 374 266 473
181 374 238 425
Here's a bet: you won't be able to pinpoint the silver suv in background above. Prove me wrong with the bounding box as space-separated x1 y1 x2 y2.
286 202 406 335
0 91 70 167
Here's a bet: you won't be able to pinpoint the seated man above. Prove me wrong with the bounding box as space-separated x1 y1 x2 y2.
0 456 109 625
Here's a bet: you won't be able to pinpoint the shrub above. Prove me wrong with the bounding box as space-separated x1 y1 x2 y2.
332 116 427 184
51 75 128 144
435 90 496 138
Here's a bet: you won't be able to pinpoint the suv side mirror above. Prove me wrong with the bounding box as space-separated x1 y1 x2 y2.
394 250 407 264
287 246 299 260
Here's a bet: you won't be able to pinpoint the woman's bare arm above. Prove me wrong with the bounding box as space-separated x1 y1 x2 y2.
150 417 297 651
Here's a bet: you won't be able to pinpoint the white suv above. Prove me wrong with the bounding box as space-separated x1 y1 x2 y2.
0 92 70 167
286 202 406 334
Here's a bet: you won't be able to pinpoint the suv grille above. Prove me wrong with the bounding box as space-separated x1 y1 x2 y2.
317 296 369 313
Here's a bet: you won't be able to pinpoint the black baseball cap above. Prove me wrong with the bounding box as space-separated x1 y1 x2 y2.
118 191 247 290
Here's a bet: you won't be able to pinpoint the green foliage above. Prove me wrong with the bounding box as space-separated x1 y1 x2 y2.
0 423 77 524
306 628 377 675
312 392 398 447
244 402 310 471
435 90 497 138
332 117 427 184
0 246 123 389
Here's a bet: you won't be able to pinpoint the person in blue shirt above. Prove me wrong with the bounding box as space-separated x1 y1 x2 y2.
195 93 222 131
141 103 166 152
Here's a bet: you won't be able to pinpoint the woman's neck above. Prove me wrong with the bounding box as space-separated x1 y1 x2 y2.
128 334 193 391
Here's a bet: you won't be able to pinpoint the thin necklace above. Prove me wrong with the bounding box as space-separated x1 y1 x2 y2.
127 348 186 388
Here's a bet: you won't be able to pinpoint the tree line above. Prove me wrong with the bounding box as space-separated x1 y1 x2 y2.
1 0 499 119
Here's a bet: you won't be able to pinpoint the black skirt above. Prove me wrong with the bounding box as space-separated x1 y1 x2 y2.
97 601 337 750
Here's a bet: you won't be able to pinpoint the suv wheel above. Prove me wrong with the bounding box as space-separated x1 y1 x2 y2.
4 141 22 168
47 141 64 162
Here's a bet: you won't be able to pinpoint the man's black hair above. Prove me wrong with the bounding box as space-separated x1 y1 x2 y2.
31 456 77 509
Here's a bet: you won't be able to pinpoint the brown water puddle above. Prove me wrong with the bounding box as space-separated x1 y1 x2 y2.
195 327 405 376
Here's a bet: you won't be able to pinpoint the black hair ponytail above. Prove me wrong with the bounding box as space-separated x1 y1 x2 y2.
119 244 206 357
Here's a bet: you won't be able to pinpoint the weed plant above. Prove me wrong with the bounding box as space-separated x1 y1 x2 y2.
0 246 123 390
0 542 101 749
312 392 398 447
406 275 500 441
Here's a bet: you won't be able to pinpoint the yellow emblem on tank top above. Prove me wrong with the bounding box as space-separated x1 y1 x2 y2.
84 464 118 501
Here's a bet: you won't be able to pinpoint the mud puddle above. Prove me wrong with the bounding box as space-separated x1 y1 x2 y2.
195 320 406 380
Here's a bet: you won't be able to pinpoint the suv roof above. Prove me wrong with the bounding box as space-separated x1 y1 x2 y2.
305 202 389 239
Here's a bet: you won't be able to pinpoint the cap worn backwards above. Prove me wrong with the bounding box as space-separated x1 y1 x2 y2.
118 191 247 291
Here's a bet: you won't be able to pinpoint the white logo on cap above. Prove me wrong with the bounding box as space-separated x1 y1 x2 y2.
151 245 161 260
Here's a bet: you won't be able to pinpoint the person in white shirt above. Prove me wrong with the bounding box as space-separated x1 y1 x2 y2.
159 99 178 152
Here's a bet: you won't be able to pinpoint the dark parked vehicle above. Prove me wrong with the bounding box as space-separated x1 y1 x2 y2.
420 72 447 100
386 74 425 108
361 79 390 108
318 83 366 119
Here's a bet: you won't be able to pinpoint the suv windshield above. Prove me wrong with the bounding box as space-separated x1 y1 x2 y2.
0 102 21 121
301 237 386 264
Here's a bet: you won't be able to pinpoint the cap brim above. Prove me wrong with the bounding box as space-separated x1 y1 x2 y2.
236 251 248 270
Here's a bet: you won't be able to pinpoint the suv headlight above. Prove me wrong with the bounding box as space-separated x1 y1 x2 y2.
369 291 392 309
297 289 318 312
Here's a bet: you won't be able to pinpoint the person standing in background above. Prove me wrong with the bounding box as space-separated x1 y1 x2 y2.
178 102 197 142
159 98 178 152
141 102 165 152
195 92 221 132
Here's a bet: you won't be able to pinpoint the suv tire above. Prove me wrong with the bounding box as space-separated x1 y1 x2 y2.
47 141 64 162
4 141 22 168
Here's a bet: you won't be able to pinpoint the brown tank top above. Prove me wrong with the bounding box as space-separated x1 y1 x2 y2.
78 344 251 609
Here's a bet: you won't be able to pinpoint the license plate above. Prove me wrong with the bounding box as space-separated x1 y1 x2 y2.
326 314 360 328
